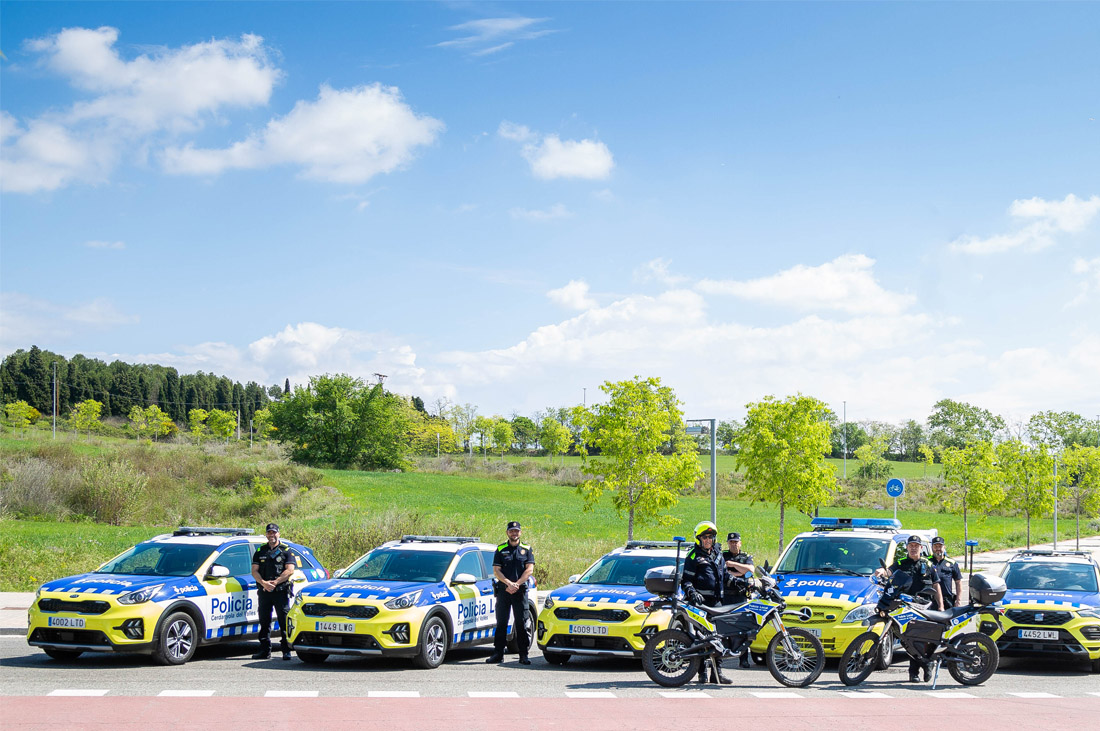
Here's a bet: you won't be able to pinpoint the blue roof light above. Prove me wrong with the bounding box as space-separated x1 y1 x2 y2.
810 517 902 530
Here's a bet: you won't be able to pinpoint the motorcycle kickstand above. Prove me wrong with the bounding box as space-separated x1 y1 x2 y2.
930 658 942 690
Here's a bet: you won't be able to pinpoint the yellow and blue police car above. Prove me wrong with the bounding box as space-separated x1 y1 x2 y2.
536 541 683 664
748 517 936 665
286 535 536 668
27 527 328 665
994 549 1100 673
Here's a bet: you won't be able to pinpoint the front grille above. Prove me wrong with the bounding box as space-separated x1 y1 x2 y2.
784 603 844 625
553 607 630 622
29 628 111 646
1006 610 1072 626
302 603 378 620
37 599 110 615
293 631 380 650
546 634 633 651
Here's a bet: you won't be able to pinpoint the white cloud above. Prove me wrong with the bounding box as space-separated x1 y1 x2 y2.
509 203 570 221
1066 256 1100 308
498 121 614 180
83 240 125 250
950 193 1100 255
635 258 689 286
437 17 554 56
0 292 138 353
547 280 597 310
163 84 443 184
497 120 533 142
697 254 914 315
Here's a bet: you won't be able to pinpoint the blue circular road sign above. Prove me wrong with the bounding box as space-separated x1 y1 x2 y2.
886 478 905 497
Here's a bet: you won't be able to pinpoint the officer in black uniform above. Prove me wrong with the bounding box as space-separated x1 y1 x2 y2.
486 521 534 665
882 535 944 681
930 537 963 608
681 521 730 684
250 523 297 660
722 531 755 668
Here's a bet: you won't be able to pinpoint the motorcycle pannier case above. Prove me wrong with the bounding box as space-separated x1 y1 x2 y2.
644 566 678 595
968 573 1007 605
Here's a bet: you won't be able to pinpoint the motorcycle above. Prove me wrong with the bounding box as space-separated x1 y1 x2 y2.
838 565 1007 688
639 538 826 688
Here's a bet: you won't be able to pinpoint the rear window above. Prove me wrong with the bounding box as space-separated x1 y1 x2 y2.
1003 562 1099 593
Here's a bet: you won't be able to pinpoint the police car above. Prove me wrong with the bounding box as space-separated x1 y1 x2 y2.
27 527 328 665
286 535 536 668
994 549 1100 672
748 517 936 664
536 541 684 663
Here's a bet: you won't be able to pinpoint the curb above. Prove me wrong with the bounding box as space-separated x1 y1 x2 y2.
1 627 27 636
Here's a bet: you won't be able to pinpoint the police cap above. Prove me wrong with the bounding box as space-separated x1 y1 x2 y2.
727 532 741 541
906 534 922 544
931 536 945 545
265 523 280 533
506 521 522 531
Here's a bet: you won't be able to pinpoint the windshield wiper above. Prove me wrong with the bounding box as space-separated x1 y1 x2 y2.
816 568 865 576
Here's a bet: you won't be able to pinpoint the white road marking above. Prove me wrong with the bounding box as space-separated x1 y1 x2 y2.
264 690 319 697
659 691 711 698
838 690 893 698
751 691 804 698
158 690 216 697
468 691 520 698
926 691 976 698
1087 692 1100 698
1006 692 1060 698
564 691 617 698
367 691 420 698
48 689 109 696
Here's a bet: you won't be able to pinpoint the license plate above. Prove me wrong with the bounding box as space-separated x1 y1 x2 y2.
802 628 821 637
47 617 85 629
316 621 354 633
569 624 609 635
1019 629 1058 641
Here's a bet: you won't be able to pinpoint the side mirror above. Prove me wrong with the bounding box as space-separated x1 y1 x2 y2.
762 560 772 574
568 574 581 584
332 568 345 578
206 564 230 579
451 573 478 585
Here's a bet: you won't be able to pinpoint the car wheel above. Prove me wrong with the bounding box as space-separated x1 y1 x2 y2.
154 611 198 665
543 650 570 665
412 615 448 669
296 649 328 664
43 648 83 661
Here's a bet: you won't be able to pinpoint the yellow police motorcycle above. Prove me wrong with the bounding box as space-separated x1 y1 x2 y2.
639 539 826 688
838 567 1006 687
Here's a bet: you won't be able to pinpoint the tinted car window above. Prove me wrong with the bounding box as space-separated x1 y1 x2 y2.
579 555 684 585
778 537 892 576
1004 562 1099 593
98 544 214 577
345 549 453 582
214 544 255 577
454 551 484 580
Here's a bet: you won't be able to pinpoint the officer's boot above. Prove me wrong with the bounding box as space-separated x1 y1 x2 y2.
697 662 708 683
739 649 751 669
708 658 733 685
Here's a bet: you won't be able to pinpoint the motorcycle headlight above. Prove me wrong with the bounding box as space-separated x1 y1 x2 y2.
117 584 164 605
1078 608 1100 620
843 604 876 623
384 590 422 611
543 595 555 609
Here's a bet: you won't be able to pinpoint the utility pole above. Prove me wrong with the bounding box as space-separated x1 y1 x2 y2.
52 361 58 439
583 387 586 407
1053 460 1058 551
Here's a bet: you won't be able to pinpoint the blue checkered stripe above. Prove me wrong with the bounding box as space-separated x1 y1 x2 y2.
568 596 636 604
307 591 390 599
206 621 280 640
1006 599 1089 609
455 626 495 644
783 590 855 603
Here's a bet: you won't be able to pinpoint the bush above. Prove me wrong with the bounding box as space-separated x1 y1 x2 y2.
69 459 148 526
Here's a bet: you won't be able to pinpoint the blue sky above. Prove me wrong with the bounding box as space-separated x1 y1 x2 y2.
2 2 1098 426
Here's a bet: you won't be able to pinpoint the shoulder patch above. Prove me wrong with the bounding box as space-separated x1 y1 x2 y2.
520 543 531 549
497 543 509 550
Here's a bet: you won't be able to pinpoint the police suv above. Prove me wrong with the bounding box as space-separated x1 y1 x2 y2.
286 535 536 668
994 549 1100 672
536 541 684 663
748 517 936 665
27 527 328 665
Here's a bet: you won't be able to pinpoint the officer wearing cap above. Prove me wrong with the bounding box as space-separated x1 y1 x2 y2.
486 521 535 665
681 521 730 683
930 537 963 608
722 531 755 668
250 523 297 660
881 535 944 681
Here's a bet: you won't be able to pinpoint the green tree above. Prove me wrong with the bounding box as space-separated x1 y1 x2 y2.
539 418 571 465
918 443 936 477
253 407 275 440
70 399 103 436
408 410 459 456
188 408 209 444
511 416 537 451
898 420 925 461
995 440 1055 547
1027 410 1095 450
716 419 742 453
928 399 1005 450
491 417 514 462
854 434 892 481
146 405 176 441
128 405 150 438
825 411 867 459
738 394 836 553
472 415 495 458
5 400 40 434
206 408 235 443
940 441 1003 544
447 403 478 456
1062 445 1100 549
577 376 702 540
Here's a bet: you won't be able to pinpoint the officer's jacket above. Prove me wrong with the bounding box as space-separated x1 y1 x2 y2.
252 542 297 588
893 556 937 596
682 544 725 602
493 541 535 584
931 557 962 599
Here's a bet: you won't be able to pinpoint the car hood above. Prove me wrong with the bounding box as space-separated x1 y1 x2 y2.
299 578 442 602
549 582 651 604
774 573 880 605
1001 589 1100 609
39 573 178 596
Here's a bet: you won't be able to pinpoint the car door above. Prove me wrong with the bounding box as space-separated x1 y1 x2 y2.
201 543 259 639
449 550 491 643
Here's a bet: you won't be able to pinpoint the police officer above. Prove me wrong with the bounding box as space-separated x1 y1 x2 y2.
250 523 297 660
486 521 534 665
681 521 730 684
722 531 755 668
882 535 944 682
930 537 963 608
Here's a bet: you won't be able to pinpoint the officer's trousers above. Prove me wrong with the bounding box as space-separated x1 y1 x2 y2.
493 589 529 657
257 588 290 653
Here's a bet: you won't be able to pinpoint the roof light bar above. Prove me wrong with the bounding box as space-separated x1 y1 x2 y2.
400 535 481 544
625 541 682 549
810 517 902 532
172 527 254 537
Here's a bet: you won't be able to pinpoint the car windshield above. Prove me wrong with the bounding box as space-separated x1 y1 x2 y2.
776 536 892 576
344 548 453 583
97 543 215 577
578 555 685 586
1003 562 1099 593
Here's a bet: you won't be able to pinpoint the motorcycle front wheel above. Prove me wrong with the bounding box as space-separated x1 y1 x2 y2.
766 628 826 687
838 631 880 686
642 629 701 688
947 632 999 686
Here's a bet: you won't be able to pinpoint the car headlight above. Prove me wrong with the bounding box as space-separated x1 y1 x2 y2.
117 584 164 605
634 601 655 613
543 595 555 609
383 590 422 610
1078 608 1100 620
843 604 876 623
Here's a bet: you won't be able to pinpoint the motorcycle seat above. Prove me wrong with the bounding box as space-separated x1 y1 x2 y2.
916 605 973 624
696 601 748 616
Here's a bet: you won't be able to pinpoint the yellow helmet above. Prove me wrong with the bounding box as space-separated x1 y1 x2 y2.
694 521 718 539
